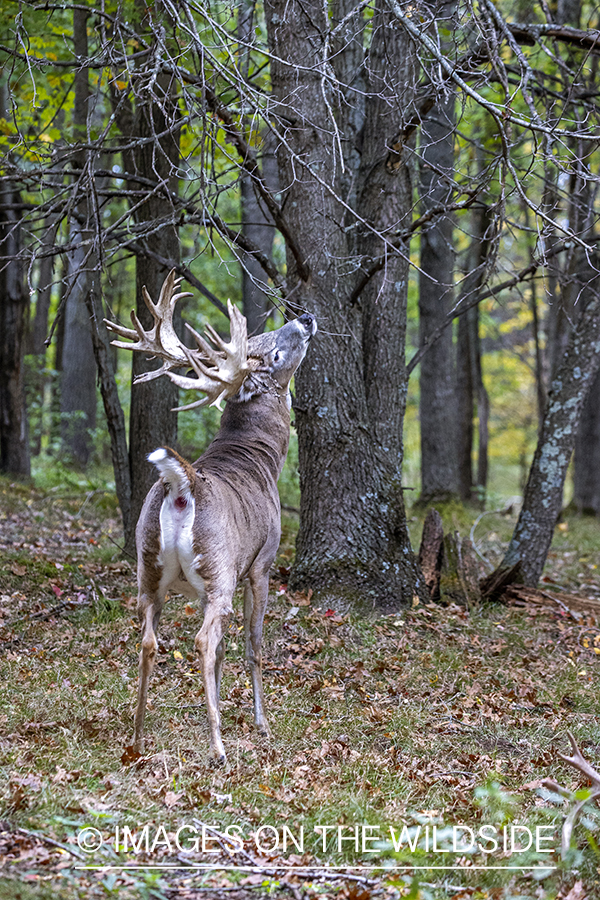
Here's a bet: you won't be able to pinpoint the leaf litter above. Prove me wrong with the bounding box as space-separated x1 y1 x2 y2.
1 482 600 896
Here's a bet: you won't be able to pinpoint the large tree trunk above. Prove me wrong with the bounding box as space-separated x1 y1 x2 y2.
265 0 425 609
123 0 181 557
418 3 458 503
0 188 30 477
500 260 600 585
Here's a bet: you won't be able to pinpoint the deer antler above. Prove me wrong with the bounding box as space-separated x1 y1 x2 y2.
105 270 251 410
541 731 600 858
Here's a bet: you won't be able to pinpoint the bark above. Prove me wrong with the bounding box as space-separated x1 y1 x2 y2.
240 159 277 335
573 369 600 515
265 0 425 609
500 262 600 585
456 308 474 499
123 0 181 557
418 4 458 502
456 203 490 500
0 188 30 477
59 222 97 466
84 281 132 534
439 532 480 606
27 218 58 356
25 208 59 456
238 1 277 335
60 7 97 466
418 508 444 600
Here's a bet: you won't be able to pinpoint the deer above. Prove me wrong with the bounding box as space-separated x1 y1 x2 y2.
105 270 317 764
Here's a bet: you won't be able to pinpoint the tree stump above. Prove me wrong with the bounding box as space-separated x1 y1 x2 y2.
418 508 444 600
418 509 482 605
439 531 481 607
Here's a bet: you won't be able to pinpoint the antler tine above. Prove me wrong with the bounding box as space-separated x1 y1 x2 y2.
185 322 224 363
559 731 600 788
105 271 251 407
543 731 600 858
105 269 193 366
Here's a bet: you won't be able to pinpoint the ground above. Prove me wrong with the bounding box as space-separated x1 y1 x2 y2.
0 476 600 899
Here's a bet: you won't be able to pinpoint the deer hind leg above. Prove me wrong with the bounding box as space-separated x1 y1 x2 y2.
195 598 232 765
133 592 164 753
243 571 270 737
214 636 226 711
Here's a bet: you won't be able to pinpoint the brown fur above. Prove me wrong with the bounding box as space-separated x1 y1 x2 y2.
131 312 316 764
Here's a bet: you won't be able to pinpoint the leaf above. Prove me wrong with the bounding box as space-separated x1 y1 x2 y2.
121 745 142 765
563 882 586 900
164 790 183 808
11 562 26 577
173 650 183 660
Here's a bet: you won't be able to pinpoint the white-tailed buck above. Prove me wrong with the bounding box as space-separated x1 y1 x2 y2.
106 271 316 764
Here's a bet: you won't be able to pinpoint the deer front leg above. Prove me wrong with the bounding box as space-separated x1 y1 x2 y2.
243 573 270 737
134 596 163 753
195 602 231 765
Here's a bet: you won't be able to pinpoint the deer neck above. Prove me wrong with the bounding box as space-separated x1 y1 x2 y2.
205 392 291 480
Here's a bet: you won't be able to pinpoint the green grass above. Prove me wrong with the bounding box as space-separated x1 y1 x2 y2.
1 476 600 898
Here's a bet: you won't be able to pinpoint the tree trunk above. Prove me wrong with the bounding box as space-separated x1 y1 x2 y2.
60 221 97 466
500 261 600 585
123 0 181 557
456 202 490 501
0 188 30 477
60 7 97 467
456 308 474 500
84 280 132 534
266 0 425 609
240 146 278 335
418 5 458 503
573 367 600 515
237 0 277 336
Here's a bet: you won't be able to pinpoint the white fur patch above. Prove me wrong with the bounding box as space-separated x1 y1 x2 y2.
149 448 205 600
157 492 206 601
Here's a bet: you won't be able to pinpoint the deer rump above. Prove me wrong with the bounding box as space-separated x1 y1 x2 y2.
138 442 282 603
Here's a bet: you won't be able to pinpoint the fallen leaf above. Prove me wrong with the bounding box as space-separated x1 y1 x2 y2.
121 745 142 765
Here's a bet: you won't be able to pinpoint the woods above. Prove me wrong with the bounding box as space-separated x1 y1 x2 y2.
2 0 600 602
5 3 600 896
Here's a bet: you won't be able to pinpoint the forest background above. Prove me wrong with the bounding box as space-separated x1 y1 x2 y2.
3 0 600 605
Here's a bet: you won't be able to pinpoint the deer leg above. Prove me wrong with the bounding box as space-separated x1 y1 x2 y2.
133 594 164 753
243 573 270 737
195 601 231 764
215 636 226 707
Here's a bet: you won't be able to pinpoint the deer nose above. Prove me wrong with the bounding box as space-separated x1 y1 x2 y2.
298 313 317 335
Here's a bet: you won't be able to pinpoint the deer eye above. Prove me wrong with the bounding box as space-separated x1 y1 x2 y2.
273 351 281 363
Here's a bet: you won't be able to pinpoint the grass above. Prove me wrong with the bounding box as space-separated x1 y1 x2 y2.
1 475 600 898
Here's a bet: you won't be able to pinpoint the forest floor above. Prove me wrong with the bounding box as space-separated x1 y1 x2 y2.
1 475 600 899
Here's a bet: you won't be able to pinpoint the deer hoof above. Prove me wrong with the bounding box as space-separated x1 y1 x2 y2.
209 753 227 768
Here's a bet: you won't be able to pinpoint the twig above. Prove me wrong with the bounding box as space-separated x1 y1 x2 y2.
16 826 86 861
